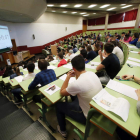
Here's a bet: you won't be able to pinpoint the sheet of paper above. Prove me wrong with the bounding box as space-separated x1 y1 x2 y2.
51 60 58 64
90 62 100 65
14 76 24 83
128 45 138 49
130 51 139 54
128 57 140 63
23 68 28 71
48 65 57 70
109 97 130 122
59 74 76 83
35 67 39 70
85 64 97 69
106 80 138 100
63 64 72 69
126 60 140 67
44 85 60 95
92 89 116 110
34 62 38 67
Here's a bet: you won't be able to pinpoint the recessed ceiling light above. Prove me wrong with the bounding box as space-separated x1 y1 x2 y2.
63 11 67 13
88 4 97 8
100 4 110 8
60 4 68 7
121 4 126 6
107 7 116 11
121 5 132 8
93 13 96 14
52 11 56 12
72 12 77 14
83 14 89 16
80 12 86 14
74 4 82 7
47 4 54 7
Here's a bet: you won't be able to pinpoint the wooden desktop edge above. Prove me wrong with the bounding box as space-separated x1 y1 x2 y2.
90 103 137 138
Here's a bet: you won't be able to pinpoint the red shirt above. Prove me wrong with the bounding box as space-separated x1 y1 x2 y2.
57 59 67 67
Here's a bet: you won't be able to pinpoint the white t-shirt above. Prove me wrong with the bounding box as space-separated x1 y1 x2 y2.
66 71 102 117
112 46 124 65
69 53 77 60
22 73 36 81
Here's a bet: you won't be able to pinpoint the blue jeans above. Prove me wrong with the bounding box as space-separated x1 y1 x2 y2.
11 88 22 101
56 97 86 131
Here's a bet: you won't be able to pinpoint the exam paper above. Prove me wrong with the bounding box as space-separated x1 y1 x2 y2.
85 64 97 69
128 57 140 63
90 62 100 66
128 45 138 49
35 67 39 70
130 51 139 54
48 65 57 70
59 74 76 83
51 60 58 64
44 85 60 95
126 60 140 67
63 64 72 69
92 89 130 122
23 68 28 71
14 76 24 83
106 80 138 100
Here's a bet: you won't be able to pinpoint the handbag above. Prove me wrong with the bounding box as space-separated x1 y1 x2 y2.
95 70 110 85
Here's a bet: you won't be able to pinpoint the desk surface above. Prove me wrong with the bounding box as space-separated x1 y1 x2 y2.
0 76 2 82
90 87 140 138
39 79 64 104
3 77 10 84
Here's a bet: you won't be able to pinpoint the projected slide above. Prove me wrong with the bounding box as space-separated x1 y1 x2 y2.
0 25 12 50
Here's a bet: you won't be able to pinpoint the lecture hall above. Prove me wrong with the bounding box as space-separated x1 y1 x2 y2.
0 0 140 140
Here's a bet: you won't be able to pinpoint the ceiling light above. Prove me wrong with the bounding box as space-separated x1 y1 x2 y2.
60 4 68 7
47 4 54 7
80 12 86 14
93 13 96 14
100 4 110 8
121 4 126 6
88 4 97 8
74 4 82 7
121 5 132 8
83 14 89 16
72 12 77 14
52 11 56 12
107 7 116 11
63 11 67 13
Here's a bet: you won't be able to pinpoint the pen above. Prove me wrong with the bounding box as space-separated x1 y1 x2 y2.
47 85 55 91
119 79 129 81
10 80 13 83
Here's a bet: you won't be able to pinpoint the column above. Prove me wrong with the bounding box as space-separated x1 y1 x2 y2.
105 14 109 30
135 4 140 29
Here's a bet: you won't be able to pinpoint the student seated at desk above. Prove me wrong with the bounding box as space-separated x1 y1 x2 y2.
10 67 23 79
80 49 89 64
86 45 97 61
0 66 6 76
67 50 77 63
96 42 120 79
93 43 101 55
116 75 140 140
64 49 69 59
29 59 57 103
136 37 140 48
11 62 36 105
2 65 14 78
57 52 67 67
56 55 102 139
123 33 132 43
129 33 139 46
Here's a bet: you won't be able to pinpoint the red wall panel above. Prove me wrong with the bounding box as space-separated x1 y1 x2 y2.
108 13 124 24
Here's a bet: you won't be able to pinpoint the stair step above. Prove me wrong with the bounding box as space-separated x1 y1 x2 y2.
12 121 56 140
0 102 18 120
0 108 33 140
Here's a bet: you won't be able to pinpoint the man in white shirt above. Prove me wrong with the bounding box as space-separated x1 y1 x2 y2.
56 55 102 139
67 50 77 63
14 62 36 105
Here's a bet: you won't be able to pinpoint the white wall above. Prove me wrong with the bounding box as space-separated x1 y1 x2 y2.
0 12 84 47
87 20 140 30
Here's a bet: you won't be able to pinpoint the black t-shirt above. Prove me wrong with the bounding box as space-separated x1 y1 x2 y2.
86 50 97 61
101 53 120 79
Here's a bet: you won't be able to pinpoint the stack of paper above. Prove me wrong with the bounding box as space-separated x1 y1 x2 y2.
106 80 138 100
130 51 139 54
14 76 24 83
126 60 140 67
85 64 97 69
59 74 76 83
44 85 60 95
63 64 72 69
128 57 140 63
48 65 57 70
90 62 100 65
92 89 130 122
